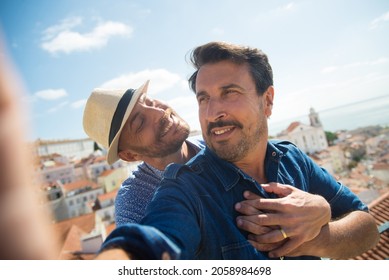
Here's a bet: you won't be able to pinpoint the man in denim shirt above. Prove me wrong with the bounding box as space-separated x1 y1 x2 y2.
84 81 331 256
96 42 379 260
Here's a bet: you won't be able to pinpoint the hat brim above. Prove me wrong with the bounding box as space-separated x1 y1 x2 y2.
106 80 149 165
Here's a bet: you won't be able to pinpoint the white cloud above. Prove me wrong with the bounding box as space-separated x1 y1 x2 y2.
167 95 200 130
71 99 87 109
41 17 133 54
168 96 195 109
42 17 83 40
369 10 389 29
99 69 182 95
35 89 68 100
47 101 69 113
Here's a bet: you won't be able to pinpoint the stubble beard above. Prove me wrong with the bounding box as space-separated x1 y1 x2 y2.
132 113 190 158
205 118 267 162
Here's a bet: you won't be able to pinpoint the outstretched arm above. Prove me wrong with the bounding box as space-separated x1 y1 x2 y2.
0 39 57 259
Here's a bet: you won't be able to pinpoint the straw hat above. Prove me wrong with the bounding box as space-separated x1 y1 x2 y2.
83 80 149 164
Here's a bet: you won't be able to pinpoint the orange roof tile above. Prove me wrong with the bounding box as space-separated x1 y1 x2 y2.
98 189 118 202
100 169 114 177
92 156 107 163
52 213 96 249
62 179 97 192
286 121 301 133
57 224 86 260
372 162 389 170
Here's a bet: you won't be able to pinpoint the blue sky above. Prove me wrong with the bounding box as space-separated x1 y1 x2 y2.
0 0 388 141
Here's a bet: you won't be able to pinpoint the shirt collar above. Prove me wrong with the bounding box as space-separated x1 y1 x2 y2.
202 147 241 191
201 141 288 191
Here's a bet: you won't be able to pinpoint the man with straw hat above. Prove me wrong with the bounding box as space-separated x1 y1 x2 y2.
83 80 204 225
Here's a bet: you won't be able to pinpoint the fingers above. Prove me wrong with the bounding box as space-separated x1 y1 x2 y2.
161 252 171 260
247 229 304 258
236 212 284 228
247 228 308 258
248 240 284 253
247 227 289 244
268 237 304 258
235 199 264 215
236 216 274 235
237 185 294 213
236 190 284 214
260 183 293 197
247 229 288 253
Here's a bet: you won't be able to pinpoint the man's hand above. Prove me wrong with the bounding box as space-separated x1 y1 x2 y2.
235 183 331 258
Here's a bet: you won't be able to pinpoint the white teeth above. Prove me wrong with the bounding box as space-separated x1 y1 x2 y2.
214 128 231 135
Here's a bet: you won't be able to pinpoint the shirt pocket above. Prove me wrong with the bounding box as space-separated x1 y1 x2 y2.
221 241 269 260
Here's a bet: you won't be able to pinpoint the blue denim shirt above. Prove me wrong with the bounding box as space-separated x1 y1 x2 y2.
101 140 368 260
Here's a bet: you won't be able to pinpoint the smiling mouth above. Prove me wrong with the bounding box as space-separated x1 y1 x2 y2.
213 127 233 135
207 120 242 137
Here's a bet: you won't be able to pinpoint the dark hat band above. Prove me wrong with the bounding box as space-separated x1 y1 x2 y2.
108 89 135 146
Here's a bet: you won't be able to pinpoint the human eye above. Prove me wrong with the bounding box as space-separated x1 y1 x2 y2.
136 116 144 133
144 97 154 106
196 92 208 105
224 87 239 96
130 112 145 134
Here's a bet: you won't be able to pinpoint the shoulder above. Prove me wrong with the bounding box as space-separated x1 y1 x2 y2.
269 139 297 149
123 162 163 185
269 139 306 157
119 163 161 197
186 134 206 150
163 150 207 181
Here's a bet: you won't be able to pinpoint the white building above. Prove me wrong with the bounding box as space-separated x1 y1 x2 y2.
85 155 126 183
33 138 95 160
38 154 76 185
63 180 104 219
277 108 328 154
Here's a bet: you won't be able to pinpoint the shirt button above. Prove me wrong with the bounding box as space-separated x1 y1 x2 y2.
272 152 277 157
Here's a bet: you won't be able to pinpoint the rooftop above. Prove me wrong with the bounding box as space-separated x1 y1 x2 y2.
350 190 389 260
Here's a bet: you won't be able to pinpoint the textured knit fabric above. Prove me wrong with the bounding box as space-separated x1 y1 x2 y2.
114 136 205 226
102 140 368 259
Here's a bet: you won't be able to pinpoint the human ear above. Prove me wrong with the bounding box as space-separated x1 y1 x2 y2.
264 86 274 118
118 150 138 162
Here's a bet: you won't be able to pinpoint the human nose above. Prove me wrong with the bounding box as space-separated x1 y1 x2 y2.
147 105 165 120
204 98 227 122
145 104 170 128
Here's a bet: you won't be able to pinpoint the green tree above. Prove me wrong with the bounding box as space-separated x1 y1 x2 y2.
325 131 338 146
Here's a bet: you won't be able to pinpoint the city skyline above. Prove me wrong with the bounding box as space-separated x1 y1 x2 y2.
0 0 388 141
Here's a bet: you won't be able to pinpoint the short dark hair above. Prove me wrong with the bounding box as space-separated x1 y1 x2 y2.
188 41 273 96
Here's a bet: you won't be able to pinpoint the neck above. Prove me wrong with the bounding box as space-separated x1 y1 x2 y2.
144 141 195 171
232 142 268 183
